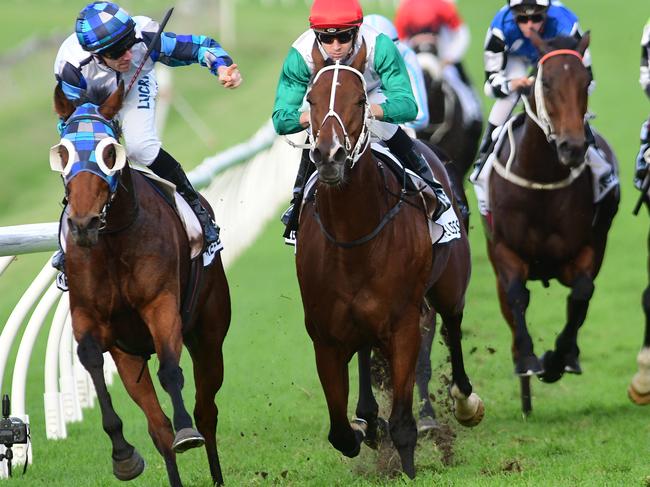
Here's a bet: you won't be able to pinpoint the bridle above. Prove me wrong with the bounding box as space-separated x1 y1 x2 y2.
50 107 136 232
307 62 372 166
521 48 585 143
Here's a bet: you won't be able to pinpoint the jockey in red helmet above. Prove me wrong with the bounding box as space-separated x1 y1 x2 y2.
273 0 450 242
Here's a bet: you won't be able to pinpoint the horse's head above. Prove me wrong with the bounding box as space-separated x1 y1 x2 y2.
529 31 591 167
51 83 126 247
306 41 370 185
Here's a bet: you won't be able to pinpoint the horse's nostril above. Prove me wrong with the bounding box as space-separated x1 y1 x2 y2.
310 148 322 164
333 147 347 164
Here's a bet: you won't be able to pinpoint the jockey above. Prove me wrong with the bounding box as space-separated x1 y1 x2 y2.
273 0 451 242
394 0 482 128
363 14 429 133
475 0 594 168
52 1 242 271
634 18 650 190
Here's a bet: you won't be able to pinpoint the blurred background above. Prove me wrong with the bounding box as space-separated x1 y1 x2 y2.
0 0 649 485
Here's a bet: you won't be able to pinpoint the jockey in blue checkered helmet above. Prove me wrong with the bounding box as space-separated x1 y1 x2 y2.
75 2 136 57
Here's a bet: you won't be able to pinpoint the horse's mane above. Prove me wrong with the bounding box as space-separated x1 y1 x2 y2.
545 35 580 51
74 85 113 108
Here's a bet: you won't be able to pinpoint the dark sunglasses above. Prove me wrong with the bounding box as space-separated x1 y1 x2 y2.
101 36 138 60
515 13 545 24
317 30 355 45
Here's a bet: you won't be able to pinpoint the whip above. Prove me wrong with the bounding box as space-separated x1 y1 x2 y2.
125 7 174 96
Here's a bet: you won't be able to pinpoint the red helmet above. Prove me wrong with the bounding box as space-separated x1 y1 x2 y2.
309 0 363 32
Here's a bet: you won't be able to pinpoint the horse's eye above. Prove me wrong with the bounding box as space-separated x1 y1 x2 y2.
102 144 116 168
542 80 551 91
58 146 69 168
358 98 366 107
306 97 313 105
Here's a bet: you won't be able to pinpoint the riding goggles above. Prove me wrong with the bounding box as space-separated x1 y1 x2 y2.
316 29 356 45
515 13 545 24
99 31 138 60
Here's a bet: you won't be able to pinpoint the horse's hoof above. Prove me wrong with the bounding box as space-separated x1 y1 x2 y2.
113 449 145 481
628 384 650 405
417 415 439 436
538 351 565 383
455 395 485 428
359 417 388 450
563 353 582 374
172 428 205 453
514 355 543 377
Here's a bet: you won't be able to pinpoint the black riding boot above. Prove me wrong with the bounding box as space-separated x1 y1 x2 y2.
150 148 220 249
386 127 451 220
281 148 314 241
473 122 497 173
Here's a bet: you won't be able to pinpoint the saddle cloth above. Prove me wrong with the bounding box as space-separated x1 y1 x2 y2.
298 142 461 246
470 116 619 217
59 165 221 267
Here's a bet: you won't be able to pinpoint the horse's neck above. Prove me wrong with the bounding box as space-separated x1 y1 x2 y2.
315 151 387 240
105 165 139 230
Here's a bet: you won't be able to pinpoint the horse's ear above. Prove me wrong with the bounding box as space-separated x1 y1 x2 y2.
312 40 326 73
576 31 590 56
54 84 74 120
99 81 125 120
529 30 549 55
350 40 367 73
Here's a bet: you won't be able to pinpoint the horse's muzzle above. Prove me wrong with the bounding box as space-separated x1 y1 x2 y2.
311 144 347 185
557 137 587 167
68 215 101 247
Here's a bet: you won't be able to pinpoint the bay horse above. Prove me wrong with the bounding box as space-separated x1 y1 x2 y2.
484 32 619 414
51 82 231 486
295 42 484 479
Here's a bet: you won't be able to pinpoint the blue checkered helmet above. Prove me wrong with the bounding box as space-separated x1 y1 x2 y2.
75 2 135 53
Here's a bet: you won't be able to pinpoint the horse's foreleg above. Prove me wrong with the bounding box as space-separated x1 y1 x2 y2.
142 295 203 453
629 231 650 405
110 347 181 487
540 274 594 383
440 311 484 428
354 346 381 449
185 326 227 486
76 334 143 481
415 306 438 434
387 319 420 479
314 343 362 458
496 278 541 376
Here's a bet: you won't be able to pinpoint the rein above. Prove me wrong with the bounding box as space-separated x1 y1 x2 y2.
312 162 406 248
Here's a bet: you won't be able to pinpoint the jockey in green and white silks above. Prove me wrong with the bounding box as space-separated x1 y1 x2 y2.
273 0 451 243
634 18 650 190
272 24 417 134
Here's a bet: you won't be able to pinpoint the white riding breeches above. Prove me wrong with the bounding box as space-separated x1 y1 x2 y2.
117 71 161 166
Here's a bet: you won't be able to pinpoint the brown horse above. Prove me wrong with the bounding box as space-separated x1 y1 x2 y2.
295 42 483 479
51 83 231 486
484 33 619 414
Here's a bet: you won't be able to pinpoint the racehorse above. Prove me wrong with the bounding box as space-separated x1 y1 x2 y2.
295 42 484 479
484 32 619 414
51 82 231 487
410 34 483 219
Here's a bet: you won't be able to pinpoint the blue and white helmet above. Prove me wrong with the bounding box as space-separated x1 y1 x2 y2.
363 14 399 42
75 2 135 53
508 0 550 13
